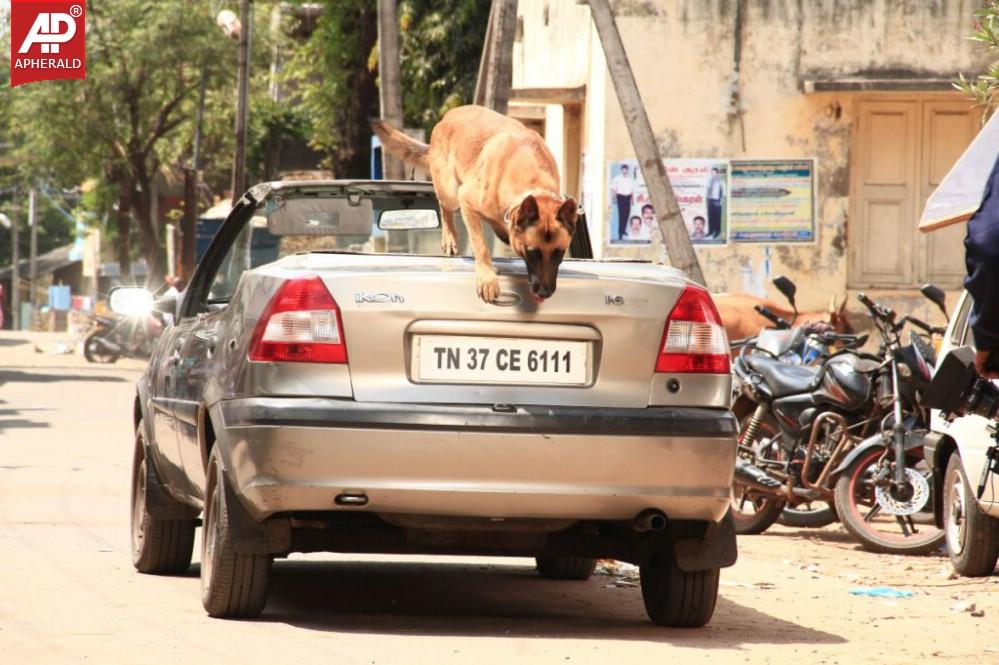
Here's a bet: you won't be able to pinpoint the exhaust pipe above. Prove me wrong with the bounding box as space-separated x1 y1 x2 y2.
633 509 667 532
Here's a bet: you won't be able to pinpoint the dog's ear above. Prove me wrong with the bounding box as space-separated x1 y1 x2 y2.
515 195 540 229
556 197 578 234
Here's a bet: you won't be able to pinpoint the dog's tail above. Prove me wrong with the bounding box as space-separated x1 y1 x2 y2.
369 118 430 172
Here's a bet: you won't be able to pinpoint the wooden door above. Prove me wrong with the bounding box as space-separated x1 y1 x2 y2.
849 100 918 287
849 96 977 288
919 101 979 285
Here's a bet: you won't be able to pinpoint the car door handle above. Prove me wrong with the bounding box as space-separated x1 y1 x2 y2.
195 329 218 353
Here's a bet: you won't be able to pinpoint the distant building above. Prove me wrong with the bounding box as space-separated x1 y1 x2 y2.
512 0 990 314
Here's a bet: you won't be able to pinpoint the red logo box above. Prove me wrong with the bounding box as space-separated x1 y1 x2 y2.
10 0 86 87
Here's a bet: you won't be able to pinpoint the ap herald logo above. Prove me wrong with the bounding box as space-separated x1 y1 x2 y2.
10 1 86 87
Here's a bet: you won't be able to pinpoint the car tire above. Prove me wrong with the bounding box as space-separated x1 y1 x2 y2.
944 453 999 577
201 447 272 619
535 556 597 581
131 421 196 574
639 528 720 628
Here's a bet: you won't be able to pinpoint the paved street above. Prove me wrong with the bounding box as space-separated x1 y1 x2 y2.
2 331 999 665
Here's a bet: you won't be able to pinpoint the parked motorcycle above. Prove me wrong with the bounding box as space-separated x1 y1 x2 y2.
730 277 867 529
830 286 948 555
733 286 942 534
83 309 163 363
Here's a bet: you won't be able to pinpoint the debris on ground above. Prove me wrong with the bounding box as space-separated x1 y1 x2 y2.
848 586 914 599
595 559 639 588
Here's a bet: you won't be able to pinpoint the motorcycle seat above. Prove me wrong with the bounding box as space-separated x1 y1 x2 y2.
745 354 821 397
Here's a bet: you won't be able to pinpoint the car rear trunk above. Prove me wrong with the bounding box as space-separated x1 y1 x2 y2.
280 252 693 408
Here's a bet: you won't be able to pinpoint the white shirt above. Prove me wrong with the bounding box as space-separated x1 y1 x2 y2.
612 173 635 196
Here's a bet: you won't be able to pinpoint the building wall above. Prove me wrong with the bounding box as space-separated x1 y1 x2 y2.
514 0 989 315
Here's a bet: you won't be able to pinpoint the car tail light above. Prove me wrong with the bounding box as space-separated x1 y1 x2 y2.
655 286 730 374
248 277 347 363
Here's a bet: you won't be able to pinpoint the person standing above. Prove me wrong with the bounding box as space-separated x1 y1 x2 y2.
706 167 725 238
611 164 635 240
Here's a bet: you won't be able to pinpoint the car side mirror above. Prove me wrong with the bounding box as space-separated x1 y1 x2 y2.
109 286 154 317
920 283 948 318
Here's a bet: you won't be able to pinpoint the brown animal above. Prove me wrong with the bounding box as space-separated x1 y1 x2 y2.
714 293 852 342
371 105 577 303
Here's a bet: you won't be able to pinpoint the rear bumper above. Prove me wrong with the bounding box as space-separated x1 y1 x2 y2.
216 397 737 523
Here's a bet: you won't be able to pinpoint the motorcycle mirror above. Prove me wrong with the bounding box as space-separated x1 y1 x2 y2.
109 286 154 317
920 283 948 318
772 275 797 308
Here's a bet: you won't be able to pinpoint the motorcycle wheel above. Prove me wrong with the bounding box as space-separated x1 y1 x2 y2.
83 331 120 364
731 405 786 535
833 445 945 555
780 503 838 529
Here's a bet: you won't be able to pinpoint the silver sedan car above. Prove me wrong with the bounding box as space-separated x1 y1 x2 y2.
121 180 737 626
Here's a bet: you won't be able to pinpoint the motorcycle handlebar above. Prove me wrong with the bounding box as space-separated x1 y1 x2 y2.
754 304 792 330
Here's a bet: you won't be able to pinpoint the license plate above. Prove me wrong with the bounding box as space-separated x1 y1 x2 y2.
413 335 590 386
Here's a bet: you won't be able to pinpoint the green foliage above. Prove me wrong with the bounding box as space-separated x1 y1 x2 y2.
285 0 379 177
398 0 490 134
287 0 488 174
957 1 999 119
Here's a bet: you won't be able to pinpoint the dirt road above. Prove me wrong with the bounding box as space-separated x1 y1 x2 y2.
1 331 997 665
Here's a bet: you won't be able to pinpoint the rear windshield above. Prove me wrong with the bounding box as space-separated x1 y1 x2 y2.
207 189 511 304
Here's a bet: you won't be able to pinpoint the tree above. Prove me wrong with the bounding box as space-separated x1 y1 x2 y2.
398 0 490 135
10 1 236 283
956 0 999 119
286 0 488 176
287 0 380 178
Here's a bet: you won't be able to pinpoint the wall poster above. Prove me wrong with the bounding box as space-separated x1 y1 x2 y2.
607 158 729 245
728 159 816 243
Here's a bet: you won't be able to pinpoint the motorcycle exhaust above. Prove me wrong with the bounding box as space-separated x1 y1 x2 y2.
632 509 667 532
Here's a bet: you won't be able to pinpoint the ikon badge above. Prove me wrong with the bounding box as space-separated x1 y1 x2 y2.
10 1 86 87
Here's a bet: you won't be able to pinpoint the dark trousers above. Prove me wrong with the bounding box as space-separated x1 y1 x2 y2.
616 194 632 239
707 199 723 238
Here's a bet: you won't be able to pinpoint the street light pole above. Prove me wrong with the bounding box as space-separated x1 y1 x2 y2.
230 0 253 207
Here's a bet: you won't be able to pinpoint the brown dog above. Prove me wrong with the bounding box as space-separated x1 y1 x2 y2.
371 105 577 303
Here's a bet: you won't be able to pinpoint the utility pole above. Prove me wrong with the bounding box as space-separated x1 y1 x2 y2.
28 188 37 310
181 63 208 282
587 0 705 286
377 0 405 180
10 210 18 330
230 0 253 206
474 0 517 114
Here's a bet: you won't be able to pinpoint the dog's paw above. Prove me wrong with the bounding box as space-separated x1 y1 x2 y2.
476 268 500 302
441 232 458 256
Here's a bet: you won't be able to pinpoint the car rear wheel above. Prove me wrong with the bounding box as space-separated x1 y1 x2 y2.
944 453 999 577
131 421 195 574
535 556 597 580
201 447 272 619
639 527 719 628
